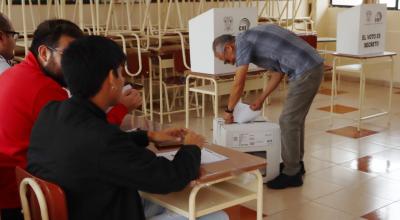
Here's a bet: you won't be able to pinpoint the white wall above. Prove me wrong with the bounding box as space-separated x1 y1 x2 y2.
2 0 309 32
314 0 400 84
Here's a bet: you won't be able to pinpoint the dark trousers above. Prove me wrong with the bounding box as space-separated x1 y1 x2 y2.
280 64 324 175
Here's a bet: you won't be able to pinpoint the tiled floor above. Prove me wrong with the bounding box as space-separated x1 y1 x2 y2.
164 80 400 219
318 104 359 114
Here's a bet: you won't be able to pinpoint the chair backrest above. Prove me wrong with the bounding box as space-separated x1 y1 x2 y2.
173 48 191 74
0 153 20 209
297 33 317 49
15 167 68 220
125 48 151 77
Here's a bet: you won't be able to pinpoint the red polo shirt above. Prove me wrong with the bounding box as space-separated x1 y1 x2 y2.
0 52 128 209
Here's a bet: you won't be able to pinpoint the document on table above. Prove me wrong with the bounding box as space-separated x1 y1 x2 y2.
157 148 228 164
233 101 261 123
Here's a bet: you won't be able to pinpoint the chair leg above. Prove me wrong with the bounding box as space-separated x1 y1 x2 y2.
170 87 179 110
201 79 205 117
163 83 172 123
194 92 200 117
141 90 148 117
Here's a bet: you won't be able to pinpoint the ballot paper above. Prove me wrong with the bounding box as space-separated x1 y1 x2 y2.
157 148 228 164
233 101 261 123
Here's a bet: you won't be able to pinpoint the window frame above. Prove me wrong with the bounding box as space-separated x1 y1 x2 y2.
330 0 399 10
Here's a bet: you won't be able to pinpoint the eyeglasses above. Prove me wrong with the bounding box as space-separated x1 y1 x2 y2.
47 46 64 55
4 31 19 40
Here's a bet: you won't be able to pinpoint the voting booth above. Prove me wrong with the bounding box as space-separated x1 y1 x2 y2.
189 7 258 74
337 4 386 55
213 118 281 182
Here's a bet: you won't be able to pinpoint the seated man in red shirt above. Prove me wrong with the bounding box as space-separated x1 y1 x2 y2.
0 19 141 220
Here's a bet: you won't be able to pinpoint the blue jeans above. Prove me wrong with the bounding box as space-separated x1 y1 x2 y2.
143 199 229 220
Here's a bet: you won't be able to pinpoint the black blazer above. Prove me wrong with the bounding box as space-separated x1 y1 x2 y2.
27 97 201 220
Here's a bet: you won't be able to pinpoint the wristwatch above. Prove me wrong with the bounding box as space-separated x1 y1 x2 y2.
224 106 234 114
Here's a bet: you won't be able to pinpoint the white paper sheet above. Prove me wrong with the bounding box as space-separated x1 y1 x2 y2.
233 101 261 123
122 84 133 93
157 148 228 164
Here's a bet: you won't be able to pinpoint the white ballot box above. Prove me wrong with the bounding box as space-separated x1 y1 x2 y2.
213 118 281 182
189 7 257 74
337 4 386 55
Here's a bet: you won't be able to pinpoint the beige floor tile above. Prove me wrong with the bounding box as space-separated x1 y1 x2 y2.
363 133 400 148
315 188 392 216
267 202 354 220
305 132 352 148
382 168 400 181
369 149 400 163
306 117 355 132
292 176 344 200
302 156 335 174
361 200 400 220
353 176 400 201
334 140 389 157
311 148 359 164
245 186 310 216
309 166 376 187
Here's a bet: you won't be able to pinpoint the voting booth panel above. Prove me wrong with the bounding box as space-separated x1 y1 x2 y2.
213 118 281 182
189 7 258 74
337 4 386 55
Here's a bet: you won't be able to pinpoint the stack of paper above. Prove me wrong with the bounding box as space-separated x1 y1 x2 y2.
233 101 261 123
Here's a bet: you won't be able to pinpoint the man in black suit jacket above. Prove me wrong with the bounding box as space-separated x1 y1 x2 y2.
27 36 228 220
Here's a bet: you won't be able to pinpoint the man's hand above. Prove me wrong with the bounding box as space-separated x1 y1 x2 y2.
223 112 234 124
250 99 264 111
119 89 142 112
184 132 205 149
162 128 188 142
148 130 182 143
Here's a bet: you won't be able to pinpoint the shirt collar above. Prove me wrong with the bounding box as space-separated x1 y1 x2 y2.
24 52 42 71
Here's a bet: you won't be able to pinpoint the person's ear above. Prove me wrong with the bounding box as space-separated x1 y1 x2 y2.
38 45 51 64
108 70 117 91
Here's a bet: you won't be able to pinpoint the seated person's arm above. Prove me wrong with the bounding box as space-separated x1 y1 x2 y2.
99 130 204 194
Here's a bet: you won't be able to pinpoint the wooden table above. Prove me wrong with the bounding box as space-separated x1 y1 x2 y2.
122 116 266 219
330 51 397 131
184 70 269 128
141 144 266 220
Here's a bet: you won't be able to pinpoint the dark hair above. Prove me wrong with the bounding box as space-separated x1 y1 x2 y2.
0 13 12 32
212 34 235 54
29 19 83 57
61 35 126 99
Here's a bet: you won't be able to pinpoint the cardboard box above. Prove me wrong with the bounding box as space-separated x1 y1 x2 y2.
337 4 386 55
213 118 281 182
189 7 258 74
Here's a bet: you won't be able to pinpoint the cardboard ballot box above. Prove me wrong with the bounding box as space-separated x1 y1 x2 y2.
189 7 257 74
213 118 281 182
337 4 386 55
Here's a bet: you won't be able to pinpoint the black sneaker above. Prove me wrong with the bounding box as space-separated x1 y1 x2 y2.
266 172 303 189
279 161 306 175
